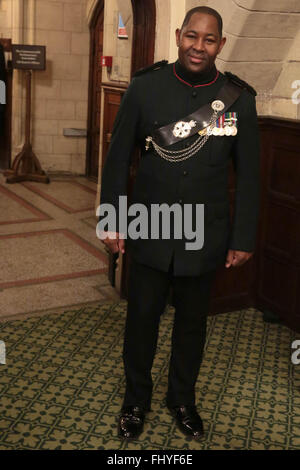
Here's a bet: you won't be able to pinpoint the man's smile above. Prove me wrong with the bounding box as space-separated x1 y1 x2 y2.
188 55 207 64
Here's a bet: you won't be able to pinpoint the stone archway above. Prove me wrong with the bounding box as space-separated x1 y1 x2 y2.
86 0 156 181
87 0 156 78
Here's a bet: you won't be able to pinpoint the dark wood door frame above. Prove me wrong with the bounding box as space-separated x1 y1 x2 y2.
86 0 104 181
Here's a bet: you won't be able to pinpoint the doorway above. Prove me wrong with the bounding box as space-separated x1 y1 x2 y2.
86 0 156 181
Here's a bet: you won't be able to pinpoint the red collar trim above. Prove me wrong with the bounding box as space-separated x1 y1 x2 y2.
173 63 219 88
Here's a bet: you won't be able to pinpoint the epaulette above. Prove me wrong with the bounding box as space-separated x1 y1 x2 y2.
225 71 257 96
133 60 168 77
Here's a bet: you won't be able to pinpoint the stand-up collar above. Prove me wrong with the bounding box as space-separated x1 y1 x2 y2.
174 60 219 87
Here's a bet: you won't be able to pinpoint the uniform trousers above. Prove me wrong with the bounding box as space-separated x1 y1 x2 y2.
122 255 216 410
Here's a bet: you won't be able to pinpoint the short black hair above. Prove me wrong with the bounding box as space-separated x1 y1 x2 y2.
181 6 223 37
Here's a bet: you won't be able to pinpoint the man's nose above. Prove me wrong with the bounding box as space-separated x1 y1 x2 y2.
193 38 205 52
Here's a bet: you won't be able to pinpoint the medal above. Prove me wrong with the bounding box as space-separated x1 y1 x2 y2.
211 100 225 112
225 126 232 136
173 120 197 138
231 126 238 136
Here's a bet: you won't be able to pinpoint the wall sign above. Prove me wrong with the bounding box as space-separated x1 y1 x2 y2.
12 45 46 70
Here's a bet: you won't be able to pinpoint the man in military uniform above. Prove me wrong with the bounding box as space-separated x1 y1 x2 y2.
99 7 260 440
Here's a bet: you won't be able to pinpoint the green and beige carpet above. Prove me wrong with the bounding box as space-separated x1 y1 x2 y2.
0 301 299 450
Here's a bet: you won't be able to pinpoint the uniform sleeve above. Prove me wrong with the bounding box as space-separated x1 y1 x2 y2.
229 92 261 252
99 78 140 232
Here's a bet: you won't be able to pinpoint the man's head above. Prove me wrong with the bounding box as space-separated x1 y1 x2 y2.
176 7 226 75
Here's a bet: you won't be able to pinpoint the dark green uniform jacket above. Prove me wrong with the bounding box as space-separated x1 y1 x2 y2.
100 61 260 276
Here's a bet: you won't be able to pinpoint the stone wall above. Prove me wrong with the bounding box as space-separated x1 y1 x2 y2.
31 0 90 174
272 23 300 119
101 0 133 84
0 0 12 39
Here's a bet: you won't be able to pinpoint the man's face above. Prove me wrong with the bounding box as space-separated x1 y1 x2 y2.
176 13 226 74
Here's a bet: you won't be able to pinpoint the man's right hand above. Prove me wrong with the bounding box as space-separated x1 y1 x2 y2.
101 232 125 255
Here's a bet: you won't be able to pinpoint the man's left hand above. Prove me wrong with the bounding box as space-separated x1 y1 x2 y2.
225 250 253 268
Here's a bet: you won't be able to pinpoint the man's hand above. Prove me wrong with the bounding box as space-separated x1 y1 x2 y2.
225 249 253 268
101 232 125 255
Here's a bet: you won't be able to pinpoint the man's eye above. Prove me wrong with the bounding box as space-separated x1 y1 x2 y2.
187 35 196 39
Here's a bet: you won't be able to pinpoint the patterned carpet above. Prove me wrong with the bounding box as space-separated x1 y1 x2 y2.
0 301 299 450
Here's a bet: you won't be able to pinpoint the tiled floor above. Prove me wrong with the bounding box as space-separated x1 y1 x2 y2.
0 173 120 322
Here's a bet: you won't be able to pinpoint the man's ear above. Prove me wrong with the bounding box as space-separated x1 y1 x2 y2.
176 28 181 47
217 37 227 55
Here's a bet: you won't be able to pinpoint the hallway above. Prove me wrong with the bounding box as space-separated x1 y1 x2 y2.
0 173 119 322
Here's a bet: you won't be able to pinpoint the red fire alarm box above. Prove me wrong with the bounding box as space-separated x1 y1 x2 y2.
101 56 113 68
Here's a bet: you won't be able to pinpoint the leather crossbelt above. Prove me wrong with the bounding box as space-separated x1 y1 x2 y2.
150 80 243 148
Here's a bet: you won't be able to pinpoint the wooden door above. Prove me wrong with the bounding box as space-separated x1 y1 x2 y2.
0 39 12 171
210 164 258 314
86 2 104 180
256 118 300 333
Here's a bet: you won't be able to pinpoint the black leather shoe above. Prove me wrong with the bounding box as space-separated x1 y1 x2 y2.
118 406 147 440
168 405 204 440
